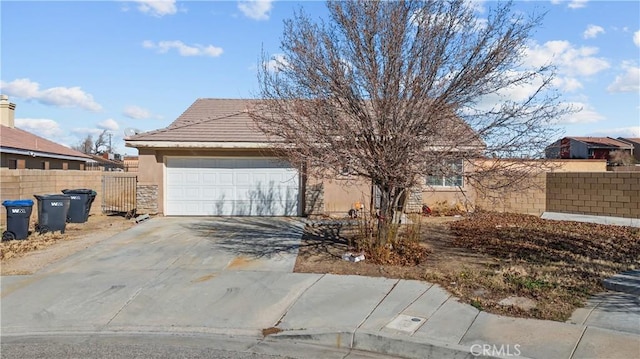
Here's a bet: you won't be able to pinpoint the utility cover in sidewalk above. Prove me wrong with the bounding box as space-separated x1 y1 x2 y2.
385 314 425 333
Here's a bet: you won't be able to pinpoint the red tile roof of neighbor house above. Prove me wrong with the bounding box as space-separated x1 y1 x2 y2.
0 125 90 159
128 99 271 142
570 137 633 149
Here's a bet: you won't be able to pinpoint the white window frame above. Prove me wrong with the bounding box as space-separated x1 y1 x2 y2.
426 159 463 187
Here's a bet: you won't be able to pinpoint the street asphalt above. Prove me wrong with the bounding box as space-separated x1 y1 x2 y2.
1 216 639 359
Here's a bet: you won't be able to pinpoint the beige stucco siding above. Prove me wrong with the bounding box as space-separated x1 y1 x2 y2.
313 176 371 216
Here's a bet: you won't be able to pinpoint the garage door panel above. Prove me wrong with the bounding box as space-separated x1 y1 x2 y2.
166 157 299 216
235 172 251 186
218 172 234 185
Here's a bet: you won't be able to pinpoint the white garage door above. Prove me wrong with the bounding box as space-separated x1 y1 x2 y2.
165 157 299 216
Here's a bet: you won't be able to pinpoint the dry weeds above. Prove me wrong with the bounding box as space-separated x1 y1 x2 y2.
294 211 640 321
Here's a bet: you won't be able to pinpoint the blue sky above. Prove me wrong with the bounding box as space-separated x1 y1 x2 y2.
1 0 639 156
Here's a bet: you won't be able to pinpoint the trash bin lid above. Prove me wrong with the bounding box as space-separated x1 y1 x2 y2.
62 189 96 195
2 199 34 207
34 194 70 200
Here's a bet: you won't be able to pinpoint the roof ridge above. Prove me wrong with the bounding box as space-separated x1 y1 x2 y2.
129 110 251 139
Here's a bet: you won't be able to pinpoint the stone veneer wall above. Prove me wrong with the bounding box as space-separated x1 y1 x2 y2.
136 184 158 215
546 172 639 219
404 188 423 213
305 183 324 215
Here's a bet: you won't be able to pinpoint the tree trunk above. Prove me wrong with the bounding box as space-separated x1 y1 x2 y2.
376 184 405 246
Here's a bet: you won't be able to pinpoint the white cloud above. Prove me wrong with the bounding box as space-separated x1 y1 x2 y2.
550 0 589 9
0 78 102 112
39 87 102 111
607 63 640 93
123 105 151 119
568 0 588 9
634 30 640 47
265 53 289 72
0 78 39 98
524 40 609 91
143 40 223 57
552 76 583 92
586 126 640 138
556 101 605 124
98 118 120 131
238 0 273 20
583 24 604 39
15 118 65 140
464 0 485 13
132 0 177 17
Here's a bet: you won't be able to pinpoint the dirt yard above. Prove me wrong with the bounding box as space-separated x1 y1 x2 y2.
294 212 640 321
1 214 135 275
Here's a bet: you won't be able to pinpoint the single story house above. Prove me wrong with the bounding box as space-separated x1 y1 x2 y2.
545 136 634 162
125 98 482 217
0 95 90 170
85 154 126 171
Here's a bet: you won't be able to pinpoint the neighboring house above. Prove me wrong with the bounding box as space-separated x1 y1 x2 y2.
617 138 640 162
86 154 125 171
125 98 482 217
0 95 90 170
123 155 139 172
545 136 634 162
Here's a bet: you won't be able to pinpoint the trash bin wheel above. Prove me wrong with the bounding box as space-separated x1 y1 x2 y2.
36 224 50 234
2 231 16 241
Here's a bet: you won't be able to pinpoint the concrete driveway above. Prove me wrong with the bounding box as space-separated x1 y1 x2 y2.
1 217 308 336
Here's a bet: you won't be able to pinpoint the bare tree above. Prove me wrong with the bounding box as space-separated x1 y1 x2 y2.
93 129 109 154
72 134 94 155
609 150 635 166
251 0 569 245
72 130 111 155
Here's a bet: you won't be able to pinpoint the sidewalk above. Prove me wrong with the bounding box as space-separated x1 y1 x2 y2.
3 272 638 359
264 276 640 359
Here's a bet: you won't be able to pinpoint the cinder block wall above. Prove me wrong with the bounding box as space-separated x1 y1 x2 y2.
546 172 640 219
474 173 547 216
0 169 136 227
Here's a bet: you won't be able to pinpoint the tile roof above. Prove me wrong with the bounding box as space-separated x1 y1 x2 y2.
619 137 640 144
0 125 90 159
570 137 633 149
127 98 484 149
128 99 271 142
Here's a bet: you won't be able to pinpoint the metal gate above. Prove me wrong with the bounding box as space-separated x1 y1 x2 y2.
102 174 137 217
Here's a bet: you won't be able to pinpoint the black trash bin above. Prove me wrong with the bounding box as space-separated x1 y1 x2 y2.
2 199 34 241
61 189 97 223
34 194 70 234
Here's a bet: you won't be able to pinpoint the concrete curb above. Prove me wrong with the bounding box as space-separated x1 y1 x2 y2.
603 270 640 295
266 328 531 359
540 212 640 228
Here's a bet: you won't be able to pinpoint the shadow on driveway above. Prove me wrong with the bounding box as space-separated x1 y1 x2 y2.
182 217 304 259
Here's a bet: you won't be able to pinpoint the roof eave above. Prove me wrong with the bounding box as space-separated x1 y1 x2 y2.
0 147 91 162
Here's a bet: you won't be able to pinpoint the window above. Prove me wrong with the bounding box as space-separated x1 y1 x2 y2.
426 159 463 187
8 159 17 169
